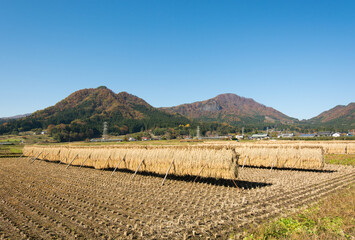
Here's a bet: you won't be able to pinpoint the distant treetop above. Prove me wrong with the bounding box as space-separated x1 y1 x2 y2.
97 86 107 89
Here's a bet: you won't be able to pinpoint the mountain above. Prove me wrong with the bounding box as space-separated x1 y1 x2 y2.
2 87 353 141
0 86 189 140
161 93 296 126
0 113 31 120
32 86 188 124
0 113 31 124
307 103 355 128
32 86 155 122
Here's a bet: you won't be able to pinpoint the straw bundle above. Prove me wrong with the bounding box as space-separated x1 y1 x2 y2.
320 143 345 154
201 140 355 155
199 143 325 169
23 145 239 180
347 144 355 154
234 146 324 169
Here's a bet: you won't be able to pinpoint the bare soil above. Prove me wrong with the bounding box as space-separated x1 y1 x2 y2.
0 158 354 239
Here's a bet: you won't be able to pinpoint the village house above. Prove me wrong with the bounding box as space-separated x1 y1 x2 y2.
317 131 333 137
277 133 294 138
300 133 316 138
250 133 269 140
332 132 341 137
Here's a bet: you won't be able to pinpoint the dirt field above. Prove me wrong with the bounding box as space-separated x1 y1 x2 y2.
0 157 354 239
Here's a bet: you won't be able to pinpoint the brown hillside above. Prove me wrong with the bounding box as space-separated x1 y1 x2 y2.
161 93 295 124
31 87 154 120
309 102 355 124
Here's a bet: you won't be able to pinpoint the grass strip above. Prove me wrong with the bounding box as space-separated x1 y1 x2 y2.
242 183 355 239
325 154 355 166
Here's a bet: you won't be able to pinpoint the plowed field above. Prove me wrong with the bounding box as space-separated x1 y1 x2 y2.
0 157 354 239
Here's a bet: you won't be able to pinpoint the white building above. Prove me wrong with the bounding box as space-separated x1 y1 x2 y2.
235 135 244 139
332 132 341 137
277 133 294 138
251 134 269 140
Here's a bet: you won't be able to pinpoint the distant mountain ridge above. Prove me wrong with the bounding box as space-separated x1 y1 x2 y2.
308 102 355 127
0 87 189 140
0 113 31 125
161 93 296 125
0 113 31 120
1 87 354 138
29 86 189 127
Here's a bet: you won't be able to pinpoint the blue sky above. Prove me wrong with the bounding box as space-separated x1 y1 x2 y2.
0 1 354 120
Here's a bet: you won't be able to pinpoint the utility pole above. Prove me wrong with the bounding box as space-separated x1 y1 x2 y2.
242 127 244 137
196 126 201 140
102 122 108 141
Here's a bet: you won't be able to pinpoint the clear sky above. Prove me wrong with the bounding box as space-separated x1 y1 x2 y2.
0 1 354 120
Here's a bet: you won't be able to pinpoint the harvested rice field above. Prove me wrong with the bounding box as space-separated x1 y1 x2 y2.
0 157 354 239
